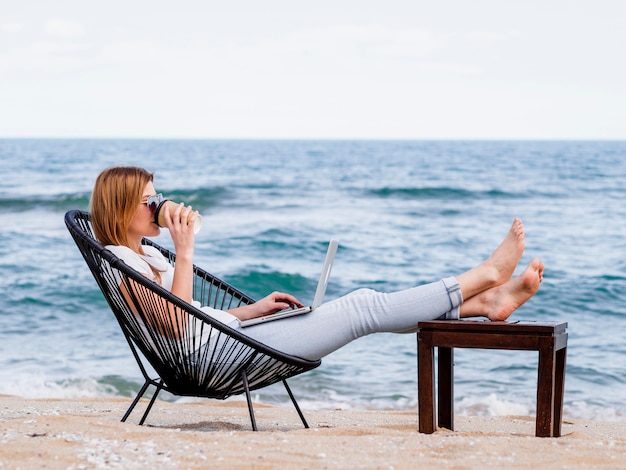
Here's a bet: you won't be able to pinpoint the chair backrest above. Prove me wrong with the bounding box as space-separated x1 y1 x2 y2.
65 210 320 399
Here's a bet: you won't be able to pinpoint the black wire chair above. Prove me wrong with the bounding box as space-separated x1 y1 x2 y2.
65 210 321 431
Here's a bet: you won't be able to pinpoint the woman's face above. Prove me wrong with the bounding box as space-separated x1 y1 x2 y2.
128 181 161 241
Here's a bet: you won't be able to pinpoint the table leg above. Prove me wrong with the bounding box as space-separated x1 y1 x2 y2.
536 339 556 437
418 334 436 433
553 345 567 437
438 347 454 431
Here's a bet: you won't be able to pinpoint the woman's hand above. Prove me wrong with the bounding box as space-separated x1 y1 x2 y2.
163 202 199 304
163 202 199 262
228 292 304 321
255 291 304 315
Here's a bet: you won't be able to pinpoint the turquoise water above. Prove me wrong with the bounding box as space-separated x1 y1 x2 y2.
0 139 624 420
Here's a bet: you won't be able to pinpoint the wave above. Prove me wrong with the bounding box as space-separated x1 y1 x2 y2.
223 270 316 300
2 373 623 421
0 375 142 400
0 192 91 213
365 186 532 200
157 185 231 209
0 186 230 214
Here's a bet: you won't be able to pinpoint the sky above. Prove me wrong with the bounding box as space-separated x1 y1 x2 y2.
1 0 625 140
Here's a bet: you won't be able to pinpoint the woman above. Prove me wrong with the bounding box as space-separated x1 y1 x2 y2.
91 166 544 360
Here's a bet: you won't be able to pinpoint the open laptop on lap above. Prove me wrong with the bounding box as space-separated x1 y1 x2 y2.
239 239 338 327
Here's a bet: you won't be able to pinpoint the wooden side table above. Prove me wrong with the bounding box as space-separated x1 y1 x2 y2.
417 320 568 437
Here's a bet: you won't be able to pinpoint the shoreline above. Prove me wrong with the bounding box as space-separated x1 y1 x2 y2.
1 395 625 468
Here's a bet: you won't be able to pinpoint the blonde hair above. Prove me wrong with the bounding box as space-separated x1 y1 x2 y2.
91 166 165 283
91 166 154 247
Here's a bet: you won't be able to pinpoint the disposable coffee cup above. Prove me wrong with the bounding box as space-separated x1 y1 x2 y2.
154 199 203 234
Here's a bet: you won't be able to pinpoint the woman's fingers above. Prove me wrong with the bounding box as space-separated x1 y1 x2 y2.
272 292 304 308
167 203 195 229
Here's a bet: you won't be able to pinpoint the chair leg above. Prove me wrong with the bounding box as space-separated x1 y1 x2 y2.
241 370 258 431
121 380 151 422
283 379 310 428
138 381 163 425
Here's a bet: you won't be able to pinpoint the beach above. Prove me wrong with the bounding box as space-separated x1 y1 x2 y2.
1 140 626 468
2 0 626 463
1 394 624 469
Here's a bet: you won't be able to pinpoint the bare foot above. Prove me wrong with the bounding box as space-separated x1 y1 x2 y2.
485 258 544 321
460 258 543 321
482 218 525 286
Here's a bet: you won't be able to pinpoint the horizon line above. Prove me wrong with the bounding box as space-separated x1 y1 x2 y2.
1 136 625 142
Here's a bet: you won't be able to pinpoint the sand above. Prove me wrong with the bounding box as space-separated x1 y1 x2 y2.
1 394 624 469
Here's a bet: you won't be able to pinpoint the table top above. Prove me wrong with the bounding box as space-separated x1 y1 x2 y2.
417 320 567 335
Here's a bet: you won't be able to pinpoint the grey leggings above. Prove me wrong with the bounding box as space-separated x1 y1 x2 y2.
224 277 463 360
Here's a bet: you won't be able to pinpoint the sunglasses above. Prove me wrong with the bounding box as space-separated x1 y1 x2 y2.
146 193 165 214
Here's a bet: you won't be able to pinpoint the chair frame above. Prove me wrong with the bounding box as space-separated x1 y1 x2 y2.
65 209 321 430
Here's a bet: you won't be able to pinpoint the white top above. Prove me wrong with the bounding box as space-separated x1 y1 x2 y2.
105 244 239 348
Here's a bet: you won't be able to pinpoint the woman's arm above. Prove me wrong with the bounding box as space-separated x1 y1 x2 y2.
126 202 196 339
226 291 304 321
164 203 196 304
148 203 306 324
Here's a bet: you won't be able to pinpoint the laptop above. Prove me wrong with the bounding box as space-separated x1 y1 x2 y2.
239 239 338 327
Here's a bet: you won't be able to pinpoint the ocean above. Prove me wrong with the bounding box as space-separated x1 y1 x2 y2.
0 138 624 421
